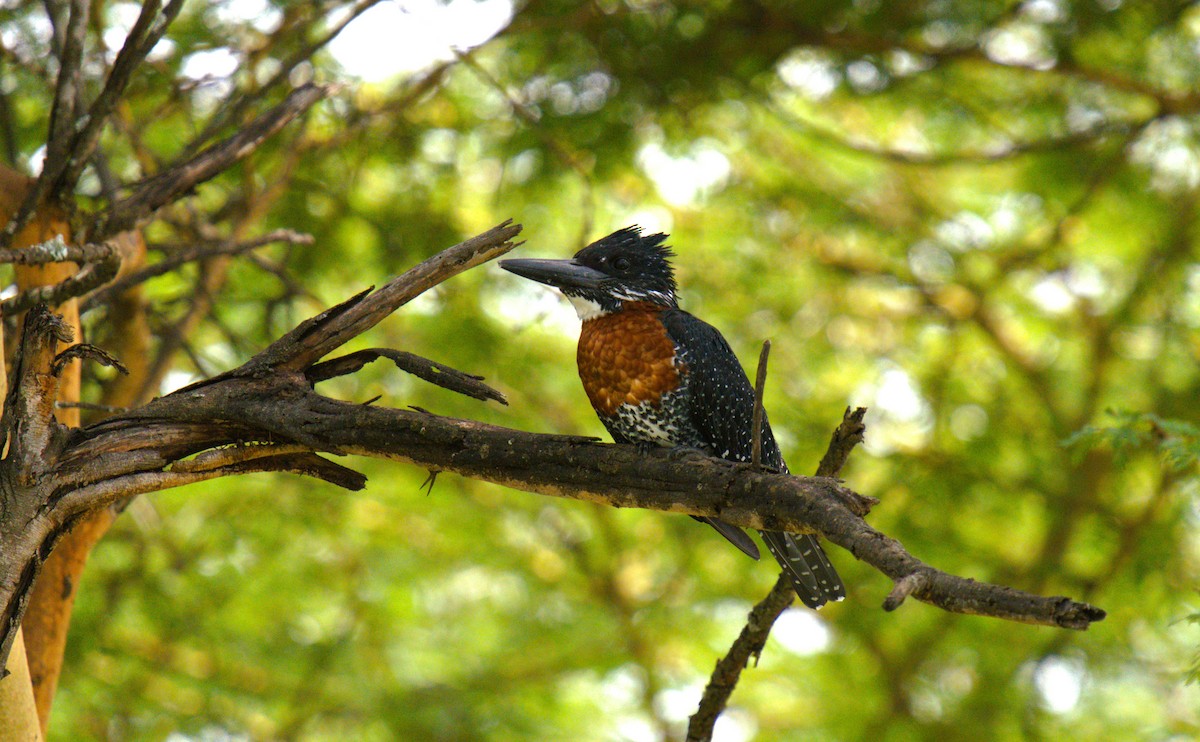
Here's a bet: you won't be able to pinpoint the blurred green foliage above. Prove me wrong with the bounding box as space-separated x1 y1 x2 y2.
3 0 1200 739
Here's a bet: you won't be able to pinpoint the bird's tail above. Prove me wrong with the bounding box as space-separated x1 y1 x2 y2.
695 516 761 559
760 531 845 610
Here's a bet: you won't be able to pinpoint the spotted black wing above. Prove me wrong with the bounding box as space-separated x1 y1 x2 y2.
659 309 785 469
660 309 845 609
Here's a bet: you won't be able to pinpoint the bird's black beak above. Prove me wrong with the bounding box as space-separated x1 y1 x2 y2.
499 258 607 291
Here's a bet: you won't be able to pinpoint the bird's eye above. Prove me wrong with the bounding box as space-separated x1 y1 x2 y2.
613 256 631 271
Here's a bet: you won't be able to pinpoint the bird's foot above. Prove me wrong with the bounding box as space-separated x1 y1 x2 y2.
633 440 663 456
666 445 711 462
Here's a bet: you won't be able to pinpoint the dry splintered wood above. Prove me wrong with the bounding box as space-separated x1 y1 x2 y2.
0 222 1105 676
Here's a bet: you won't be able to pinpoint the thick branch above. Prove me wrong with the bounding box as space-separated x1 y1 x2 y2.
61 389 1101 632
2 306 73 484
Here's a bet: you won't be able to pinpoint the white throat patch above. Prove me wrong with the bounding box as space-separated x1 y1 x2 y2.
566 294 608 321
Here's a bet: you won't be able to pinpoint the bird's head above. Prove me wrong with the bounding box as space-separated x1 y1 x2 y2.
500 226 677 320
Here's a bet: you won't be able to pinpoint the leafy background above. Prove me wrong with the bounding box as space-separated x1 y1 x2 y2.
2 0 1199 739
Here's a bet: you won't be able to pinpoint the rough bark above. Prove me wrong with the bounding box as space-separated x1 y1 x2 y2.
0 163 101 735
0 315 43 742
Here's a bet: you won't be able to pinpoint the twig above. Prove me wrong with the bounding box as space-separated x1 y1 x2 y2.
0 236 116 266
44 0 87 181
135 258 224 403
180 0 381 160
883 573 927 611
0 0 88 248
52 343 128 377
95 83 335 237
750 340 769 469
244 220 523 372
765 98 1138 167
1 243 121 315
307 348 507 404
816 407 868 478
0 56 18 165
53 0 187 199
455 50 596 245
244 253 323 306
54 402 128 414
687 573 793 742
80 229 313 312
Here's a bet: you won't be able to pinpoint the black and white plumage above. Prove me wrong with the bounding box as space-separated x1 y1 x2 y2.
500 227 845 609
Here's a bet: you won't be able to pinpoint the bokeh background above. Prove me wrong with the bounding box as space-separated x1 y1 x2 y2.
3 0 1199 739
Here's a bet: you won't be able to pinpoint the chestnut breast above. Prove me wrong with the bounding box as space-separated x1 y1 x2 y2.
576 305 684 418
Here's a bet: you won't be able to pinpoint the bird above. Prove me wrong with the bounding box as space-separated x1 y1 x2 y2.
500 226 844 609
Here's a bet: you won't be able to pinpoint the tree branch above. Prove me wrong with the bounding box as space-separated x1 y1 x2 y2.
52 0 187 199
179 0 382 161
0 225 1105 678
78 229 313 313
750 340 769 469
94 83 335 238
307 348 507 404
0 0 88 248
0 240 122 316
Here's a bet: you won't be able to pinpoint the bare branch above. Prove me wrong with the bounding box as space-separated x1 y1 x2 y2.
64 381 1099 632
308 348 507 405
884 573 927 610
0 0 88 248
44 0 87 182
766 101 1140 168
0 57 18 165
79 229 313 313
95 83 336 237
52 343 128 377
456 50 596 246
0 229 1105 679
53 0 187 198
1 242 121 316
816 407 868 478
0 237 117 267
181 0 382 159
687 574 794 742
243 220 522 372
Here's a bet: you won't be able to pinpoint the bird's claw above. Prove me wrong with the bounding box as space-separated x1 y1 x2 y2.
666 445 710 462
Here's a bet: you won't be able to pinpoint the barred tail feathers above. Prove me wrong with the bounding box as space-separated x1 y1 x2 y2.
760 531 844 609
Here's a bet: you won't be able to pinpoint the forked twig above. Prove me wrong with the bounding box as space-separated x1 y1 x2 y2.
687 406 868 742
